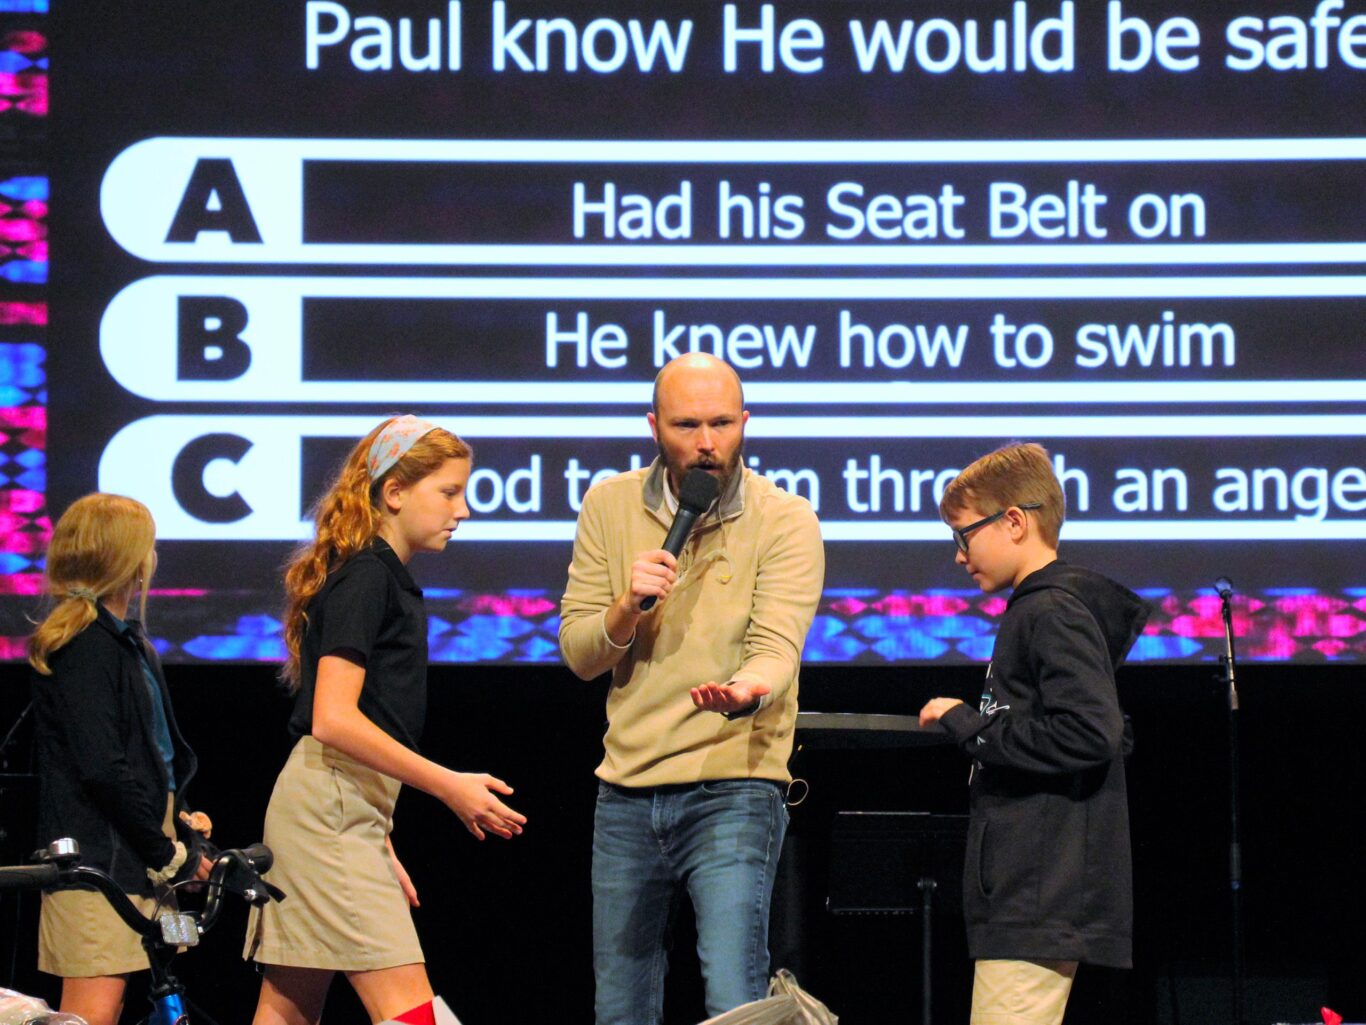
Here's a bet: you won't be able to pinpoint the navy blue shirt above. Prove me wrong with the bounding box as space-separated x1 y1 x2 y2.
288 538 428 751
111 612 176 791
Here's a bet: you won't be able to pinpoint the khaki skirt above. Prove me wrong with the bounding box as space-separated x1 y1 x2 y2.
38 795 175 978
244 735 423 971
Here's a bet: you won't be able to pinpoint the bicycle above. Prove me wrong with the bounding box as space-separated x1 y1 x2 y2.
0 838 283 1025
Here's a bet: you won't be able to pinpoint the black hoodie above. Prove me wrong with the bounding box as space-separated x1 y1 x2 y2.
939 559 1151 968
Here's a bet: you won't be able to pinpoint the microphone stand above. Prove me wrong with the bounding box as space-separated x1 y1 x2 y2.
1216 582 1244 1025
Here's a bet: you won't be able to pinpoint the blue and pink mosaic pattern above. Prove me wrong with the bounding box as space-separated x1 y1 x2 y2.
0 304 47 664
65 586 1358 665
0 18 47 660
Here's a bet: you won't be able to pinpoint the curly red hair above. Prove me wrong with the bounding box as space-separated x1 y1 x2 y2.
280 419 471 690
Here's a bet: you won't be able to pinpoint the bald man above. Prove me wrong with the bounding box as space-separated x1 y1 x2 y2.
560 354 825 1025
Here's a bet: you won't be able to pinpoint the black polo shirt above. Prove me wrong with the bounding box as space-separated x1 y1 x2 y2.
289 538 428 751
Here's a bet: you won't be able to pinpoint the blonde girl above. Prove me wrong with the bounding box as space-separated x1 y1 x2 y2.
247 416 526 1025
29 493 212 1025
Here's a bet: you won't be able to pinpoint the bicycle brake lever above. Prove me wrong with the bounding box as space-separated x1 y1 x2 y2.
235 877 286 905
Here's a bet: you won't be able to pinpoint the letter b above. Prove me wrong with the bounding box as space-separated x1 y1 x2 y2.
1107 1 1153 71
178 297 251 380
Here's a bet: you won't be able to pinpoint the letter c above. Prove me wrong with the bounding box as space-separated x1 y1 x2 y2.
171 433 253 523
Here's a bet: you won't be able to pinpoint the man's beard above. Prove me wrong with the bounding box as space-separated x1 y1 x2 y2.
659 440 744 496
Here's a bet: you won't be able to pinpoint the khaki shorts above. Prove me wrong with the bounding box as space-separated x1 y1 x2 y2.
244 736 423 971
971 958 1078 1025
38 796 175 978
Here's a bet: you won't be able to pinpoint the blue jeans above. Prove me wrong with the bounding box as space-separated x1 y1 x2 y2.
592 779 789 1025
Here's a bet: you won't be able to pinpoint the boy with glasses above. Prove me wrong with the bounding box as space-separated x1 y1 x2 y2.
919 443 1151 1025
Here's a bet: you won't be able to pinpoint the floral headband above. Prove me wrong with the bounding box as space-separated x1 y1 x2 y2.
367 415 438 482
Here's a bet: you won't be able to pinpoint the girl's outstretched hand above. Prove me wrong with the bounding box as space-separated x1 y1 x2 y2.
440 771 527 841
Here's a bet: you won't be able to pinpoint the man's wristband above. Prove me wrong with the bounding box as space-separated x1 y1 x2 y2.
601 610 635 650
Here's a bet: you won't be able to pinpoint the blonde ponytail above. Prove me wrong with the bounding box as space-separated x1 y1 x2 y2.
29 494 156 675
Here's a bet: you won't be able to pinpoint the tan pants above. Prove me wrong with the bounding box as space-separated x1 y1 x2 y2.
970 959 1078 1025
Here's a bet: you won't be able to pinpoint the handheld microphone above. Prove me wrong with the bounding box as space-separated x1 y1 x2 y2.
1214 577 1234 600
640 468 720 612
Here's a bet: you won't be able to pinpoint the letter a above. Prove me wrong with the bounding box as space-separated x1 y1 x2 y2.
166 158 263 243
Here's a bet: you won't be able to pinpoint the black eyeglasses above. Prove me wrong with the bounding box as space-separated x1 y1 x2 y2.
951 503 1043 555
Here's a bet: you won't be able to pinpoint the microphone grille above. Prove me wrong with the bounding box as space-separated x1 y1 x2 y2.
679 468 721 513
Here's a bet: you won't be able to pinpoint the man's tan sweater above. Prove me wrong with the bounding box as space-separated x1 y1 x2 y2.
560 460 824 787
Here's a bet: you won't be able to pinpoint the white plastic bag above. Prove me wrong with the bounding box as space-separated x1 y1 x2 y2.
0 988 85 1025
697 970 838 1025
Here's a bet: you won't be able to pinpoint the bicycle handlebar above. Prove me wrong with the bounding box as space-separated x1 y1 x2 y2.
3 839 283 1014
199 845 281 931
0 863 60 891
0 839 280 941
237 843 273 875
